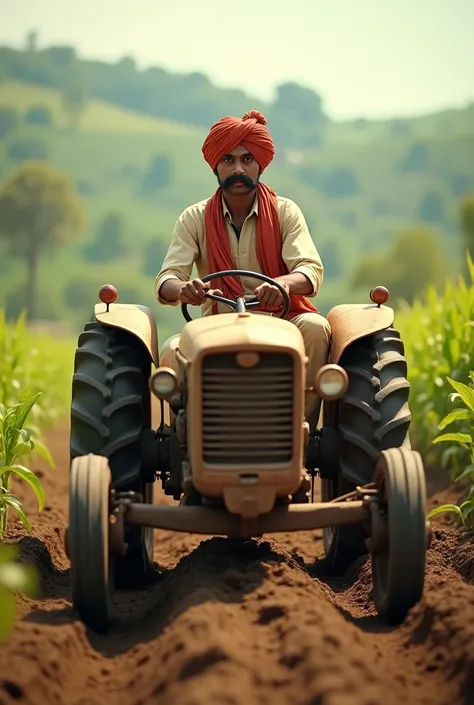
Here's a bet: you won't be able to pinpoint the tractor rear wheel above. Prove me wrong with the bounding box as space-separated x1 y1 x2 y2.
322 326 411 571
69 320 154 587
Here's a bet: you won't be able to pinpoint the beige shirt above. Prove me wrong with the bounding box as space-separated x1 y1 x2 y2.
154 193 324 316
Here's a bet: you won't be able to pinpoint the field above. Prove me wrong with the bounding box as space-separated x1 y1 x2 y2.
1 420 473 705
0 254 474 704
0 58 474 703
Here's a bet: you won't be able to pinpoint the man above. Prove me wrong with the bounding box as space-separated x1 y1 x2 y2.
155 109 331 425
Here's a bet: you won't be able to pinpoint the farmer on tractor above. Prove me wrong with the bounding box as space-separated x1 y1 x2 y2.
155 109 331 425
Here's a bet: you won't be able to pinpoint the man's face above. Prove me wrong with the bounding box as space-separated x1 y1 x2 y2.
216 144 260 195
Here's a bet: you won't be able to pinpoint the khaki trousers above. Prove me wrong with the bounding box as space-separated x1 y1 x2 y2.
159 312 331 427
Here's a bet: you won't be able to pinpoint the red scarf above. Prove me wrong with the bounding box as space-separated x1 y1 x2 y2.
204 182 319 319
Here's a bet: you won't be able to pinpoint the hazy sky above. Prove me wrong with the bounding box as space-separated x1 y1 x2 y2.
1 0 473 120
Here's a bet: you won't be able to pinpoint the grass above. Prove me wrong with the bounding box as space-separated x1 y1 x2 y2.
0 81 204 136
327 102 474 146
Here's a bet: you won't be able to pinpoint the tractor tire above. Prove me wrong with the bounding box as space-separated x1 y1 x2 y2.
322 326 411 571
69 320 154 588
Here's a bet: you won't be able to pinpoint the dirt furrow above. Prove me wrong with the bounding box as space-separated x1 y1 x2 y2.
0 422 473 705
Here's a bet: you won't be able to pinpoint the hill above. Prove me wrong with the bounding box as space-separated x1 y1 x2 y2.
0 61 473 343
0 81 203 136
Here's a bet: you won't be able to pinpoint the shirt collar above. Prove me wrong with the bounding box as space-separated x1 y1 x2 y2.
221 193 259 221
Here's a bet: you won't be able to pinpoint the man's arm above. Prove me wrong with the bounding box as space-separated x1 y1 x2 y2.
273 271 314 295
278 198 324 296
154 209 200 306
253 198 323 307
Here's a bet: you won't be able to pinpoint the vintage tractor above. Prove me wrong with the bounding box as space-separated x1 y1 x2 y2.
65 269 430 634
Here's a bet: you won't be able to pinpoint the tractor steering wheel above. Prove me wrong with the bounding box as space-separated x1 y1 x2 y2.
180 269 291 322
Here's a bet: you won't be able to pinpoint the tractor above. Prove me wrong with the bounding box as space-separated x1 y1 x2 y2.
65 269 430 633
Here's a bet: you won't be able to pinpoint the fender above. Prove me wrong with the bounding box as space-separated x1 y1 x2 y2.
327 303 395 365
94 302 159 367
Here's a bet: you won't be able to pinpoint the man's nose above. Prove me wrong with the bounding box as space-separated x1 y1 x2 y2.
232 161 245 174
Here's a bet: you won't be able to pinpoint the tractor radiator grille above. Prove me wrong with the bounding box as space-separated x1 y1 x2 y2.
201 352 294 466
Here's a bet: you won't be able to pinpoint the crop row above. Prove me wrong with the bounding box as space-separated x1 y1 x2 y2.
0 309 75 639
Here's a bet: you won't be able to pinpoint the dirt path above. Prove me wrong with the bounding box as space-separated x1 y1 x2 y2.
1 419 474 705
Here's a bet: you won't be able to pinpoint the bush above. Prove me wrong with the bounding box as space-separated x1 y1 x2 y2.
322 167 359 197
25 105 53 126
0 107 19 139
7 139 48 162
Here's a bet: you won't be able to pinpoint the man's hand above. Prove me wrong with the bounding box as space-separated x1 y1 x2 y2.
254 281 290 309
178 279 223 306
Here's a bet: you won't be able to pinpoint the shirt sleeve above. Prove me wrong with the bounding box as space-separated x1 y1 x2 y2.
154 208 201 306
280 199 324 297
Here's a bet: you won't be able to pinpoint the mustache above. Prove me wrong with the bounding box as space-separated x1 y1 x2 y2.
220 173 257 190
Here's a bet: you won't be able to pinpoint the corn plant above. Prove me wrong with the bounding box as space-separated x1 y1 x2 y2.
428 373 474 528
0 545 38 640
397 252 474 471
0 388 49 538
0 308 74 431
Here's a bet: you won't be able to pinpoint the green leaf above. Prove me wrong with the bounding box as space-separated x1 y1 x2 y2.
29 437 54 468
460 500 474 517
455 465 474 482
438 408 473 430
446 376 474 412
0 493 32 534
0 465 45 510
428 504 464 521
432 432 472 445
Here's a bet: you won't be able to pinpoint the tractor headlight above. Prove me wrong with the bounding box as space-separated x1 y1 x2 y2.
315 364 348 400
149 367 178 399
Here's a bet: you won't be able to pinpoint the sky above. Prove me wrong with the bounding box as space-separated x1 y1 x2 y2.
1 0 473 120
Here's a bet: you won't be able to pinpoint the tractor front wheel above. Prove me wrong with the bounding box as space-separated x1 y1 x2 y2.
70 321 154 588
370 447 427 624
322 326 411 571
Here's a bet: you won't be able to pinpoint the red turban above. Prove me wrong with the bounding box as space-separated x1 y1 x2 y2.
202 110 318 319
202 110 275 171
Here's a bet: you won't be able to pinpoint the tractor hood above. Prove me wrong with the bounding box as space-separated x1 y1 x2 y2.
178 312 306 361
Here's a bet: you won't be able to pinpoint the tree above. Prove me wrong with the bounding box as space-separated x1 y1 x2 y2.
351 226 448 303
83 211 128 263
399 143 429 172
451 174 470 198
141 238 168 278
139 155 173 195
61 83 88 129
7 138 48 162
418 190 445 224
0 107 19 139
272 82 326 149
0 162 85 320
26 31 38 52
323 168 359 197
25 105 53 126
389 120 412 137
319 240 342 280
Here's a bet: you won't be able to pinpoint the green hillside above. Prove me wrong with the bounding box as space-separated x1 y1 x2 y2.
0 75 473 345
0 81 202 136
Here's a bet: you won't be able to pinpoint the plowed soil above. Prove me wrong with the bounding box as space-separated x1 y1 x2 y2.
1 414 474 705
